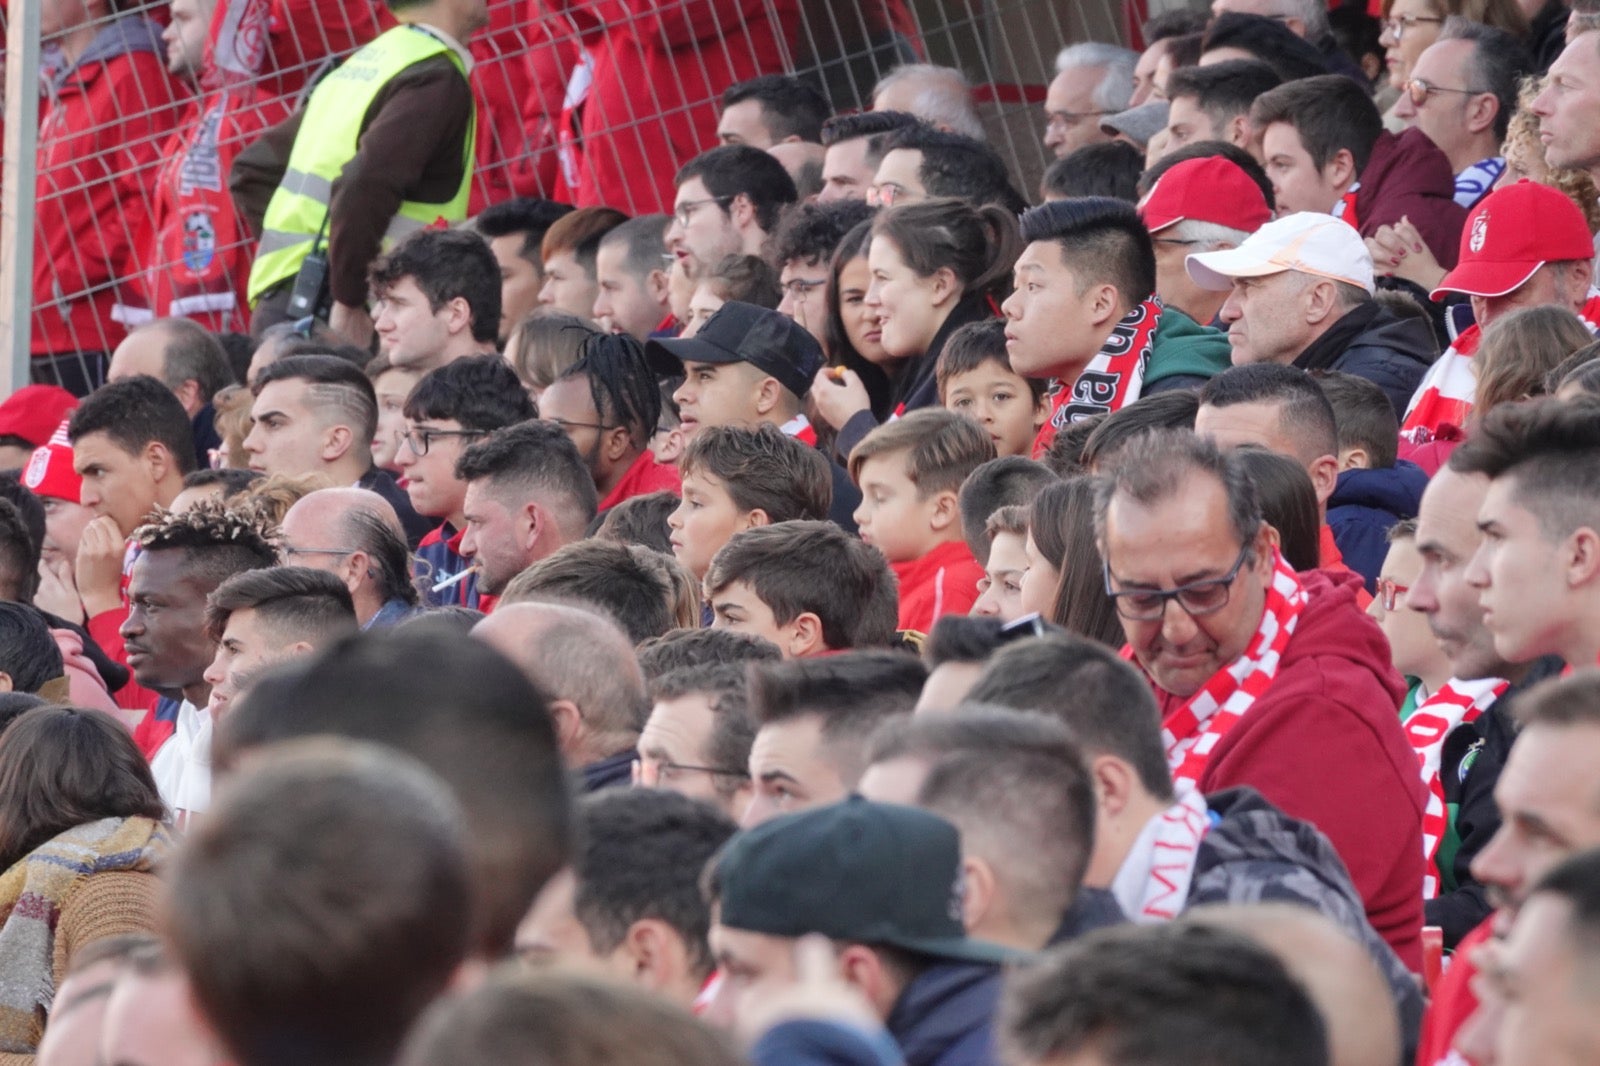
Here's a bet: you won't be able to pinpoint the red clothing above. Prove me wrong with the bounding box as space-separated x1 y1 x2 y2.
1355 128 1469 271
34 18 189 357
540 0 798 213
599 450 681 511
1150 569 1428 970
1416 916 1493 1065
891 540 984 635
469 0 548 210
1317 525 1373 609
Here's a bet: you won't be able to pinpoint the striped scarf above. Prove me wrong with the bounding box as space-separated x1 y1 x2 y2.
1404 677 1507 899
1112 786 1214 923
1162 550 1307 794
0 816 170 1052
1032 298 1163 458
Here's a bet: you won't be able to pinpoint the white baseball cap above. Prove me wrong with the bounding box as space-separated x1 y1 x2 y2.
1185 211 1376 294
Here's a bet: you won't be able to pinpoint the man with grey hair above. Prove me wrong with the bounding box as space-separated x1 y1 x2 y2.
473 602 649 791
1043 42 1137 158
591 215 673 340
106 317 235 467
279 487 421 629
871 63 986 140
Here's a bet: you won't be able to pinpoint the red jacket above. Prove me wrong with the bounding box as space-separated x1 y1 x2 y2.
1355 128 1469 271
891 540 984 636
469 0 552 209
598 450 681 512
1416 916 1492 1065
34 17 188 357
541 0 798 213
1152 568 1428 971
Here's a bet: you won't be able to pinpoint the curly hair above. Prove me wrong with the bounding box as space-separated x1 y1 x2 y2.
133 498 280 587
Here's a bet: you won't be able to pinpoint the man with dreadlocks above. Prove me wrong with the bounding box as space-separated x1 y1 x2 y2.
119 500 278 817
536 333 681 512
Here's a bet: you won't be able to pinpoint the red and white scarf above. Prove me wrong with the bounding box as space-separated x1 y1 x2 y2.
1031 298 1163 458
1405 676 1507 899
1161 549 1307 794
1111 786 1213 923
1403 293 1600 443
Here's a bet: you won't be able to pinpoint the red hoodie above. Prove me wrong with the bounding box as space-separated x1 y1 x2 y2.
1150 568 1428 970
891 540 984 636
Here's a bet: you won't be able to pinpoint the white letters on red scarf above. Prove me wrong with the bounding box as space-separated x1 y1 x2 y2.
1031 298 1164 458
1161 550 1308 795
1405 677 1507 899
1112 787 1214 923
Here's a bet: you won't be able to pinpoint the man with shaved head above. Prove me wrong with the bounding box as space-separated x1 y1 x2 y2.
278 488 421 629
472 603 648 790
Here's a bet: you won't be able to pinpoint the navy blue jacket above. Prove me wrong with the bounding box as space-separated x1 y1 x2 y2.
1328 460 1428 591
885 962 1002 1066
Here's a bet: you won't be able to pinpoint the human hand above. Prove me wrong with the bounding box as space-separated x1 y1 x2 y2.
329 301 375 349
736 935 883 1047
810 366 872 431
1366 216 1446 292
75 516 126 619
34 557 84 625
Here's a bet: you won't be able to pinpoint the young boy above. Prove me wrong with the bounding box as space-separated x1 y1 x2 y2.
936 320 1049 459
849 409 996 634
667 425 832 582
705 520 899 657
970 504 1031 624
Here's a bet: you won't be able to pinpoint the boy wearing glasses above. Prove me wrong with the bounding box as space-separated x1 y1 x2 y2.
1096 427 1427 970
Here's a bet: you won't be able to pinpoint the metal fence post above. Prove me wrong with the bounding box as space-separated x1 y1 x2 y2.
0 2 40 396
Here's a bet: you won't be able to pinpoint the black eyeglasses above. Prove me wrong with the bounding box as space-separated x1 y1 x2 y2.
1103 542 1254 621
400 426 486 457
281 545 357 560
546 417 620 434
632 757 749 787
1383 13 1443 39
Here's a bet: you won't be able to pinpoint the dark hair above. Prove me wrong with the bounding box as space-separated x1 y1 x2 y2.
558 332 662 447
722 74 830 142
1041 141 1144 203
679 425 832 524
0 603 63 693
935 319 1049 404
1439 17 1531 142
706 520 899 650
571 789 737 978
769 199 879 269
1137 139 1276 210
876 125 1027 212
0 693 50 739
403 352 538 431
748 651 926 783
1449 396 1600 540
1165 31 1206 71
649 661 759 788
132 499 280 587
341 504 421 607
474 198 576 264
0 706 165 871
957 456 1058 565
819 109 921 147
1313 370 1399 468
204 565 358 646
635 627 783 681
454 421 599 539
253 355 380 450
676 146 799 233
0 496 39 603
923 615 1006 667
1081 390 1200 471
147 318 237 402
1042 413 1106 478
1201 12 1332 82
1199 363 1340 462
214 629 573 957
1165 59 1284 132
1234 447 1322 572
1030 478 1125 647
181 467 263 497
849 407 999 497
871 198 1020 301
1019 197 1157 306
1555 351 1600 396
540 207 630 276
594 490 677 555
1093 429 1264 554
701 254 782 309
368 229 502 344
502 540 674 645
67 375 197 475
169 741 472 1066
597 215 673 282
823 219 896 420
1252 74 1383 174
1001 923 1330 1066
1143 7 1209 41
218 330 256 387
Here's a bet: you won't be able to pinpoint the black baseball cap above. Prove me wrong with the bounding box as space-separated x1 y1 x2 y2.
713 796 1019 965
645 301 824 402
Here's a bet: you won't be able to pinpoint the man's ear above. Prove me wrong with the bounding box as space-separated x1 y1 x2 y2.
548 698 584 750
144 441 177 488
442 295 473 336
1087 282 1122 329
1565 527 1600 590
729 193 757 233
785 611 826 657
1324 147 1358 192
1466 93 1498 136
1302 278 1341 327
1091 754 1136 818
754 375 784 418
321 424 356 465
928 488 960 532
959 855 997 934
603 424 634 463
1308 454 1340 508
618 919 691 994
647 269 672 310
175 378 205 415
1225 113 1251 148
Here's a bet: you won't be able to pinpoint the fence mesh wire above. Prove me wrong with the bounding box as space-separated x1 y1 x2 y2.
5 0 1127 388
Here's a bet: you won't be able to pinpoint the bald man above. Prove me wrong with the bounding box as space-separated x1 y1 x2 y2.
1184 903 1404 1066
278 488 421 629
472 603 649 790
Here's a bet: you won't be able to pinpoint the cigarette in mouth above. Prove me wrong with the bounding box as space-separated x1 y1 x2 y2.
431 565 480 593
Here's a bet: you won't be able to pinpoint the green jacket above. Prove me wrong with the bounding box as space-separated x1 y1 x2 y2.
1146 305 1232 388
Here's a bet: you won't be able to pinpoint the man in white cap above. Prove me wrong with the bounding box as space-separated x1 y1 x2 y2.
1187 211 1440 416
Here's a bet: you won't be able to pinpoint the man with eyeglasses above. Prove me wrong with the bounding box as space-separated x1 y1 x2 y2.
1095 428 1427 969
1392 21 1527 211
397 354 536 606
279 487 421 629
636 662 756 821
867 125 1028 211
666 146 796 281
1042 43 1136 160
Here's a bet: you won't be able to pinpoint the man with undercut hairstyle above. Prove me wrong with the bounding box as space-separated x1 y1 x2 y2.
456 422 599 600
1002 197 1231 459
637 661 757 819
957 457 1057 566
538 334 679 512
768 200 878 348
859 707 1099 953
517 789 736 1010
398 354 537 607
1001 923 1330 1066
369 229 503 374
742 650 927 827
705 520 899 658
667 147 798 281
1451 396 1600 668
499 540 676 646
869 125 1027 212
717 74 830 148
817 110 921 203
473 197 575 344
279 488 421 629
1160 60 1282 153
592 216 675 340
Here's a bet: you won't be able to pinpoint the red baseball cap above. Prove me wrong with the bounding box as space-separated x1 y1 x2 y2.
1138 156 1273 237
22 419 81 504
1432 180 1595 300
0 385 77 450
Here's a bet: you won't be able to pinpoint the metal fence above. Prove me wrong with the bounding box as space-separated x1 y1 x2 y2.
0 0 1127 393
